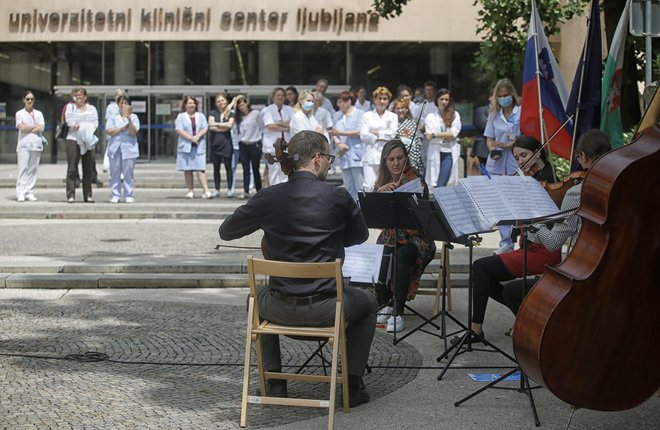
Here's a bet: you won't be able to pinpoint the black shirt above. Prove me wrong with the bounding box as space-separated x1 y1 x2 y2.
219 171 369 295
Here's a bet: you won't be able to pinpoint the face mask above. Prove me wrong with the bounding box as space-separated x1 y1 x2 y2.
498 95 513 108
302 101 314 111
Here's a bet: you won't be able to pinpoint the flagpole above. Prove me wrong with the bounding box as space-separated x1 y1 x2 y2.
532 0 546 147
570 38 588 163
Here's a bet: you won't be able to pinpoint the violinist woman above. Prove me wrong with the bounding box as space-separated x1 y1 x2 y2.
374 140 436 333
466 130 612 343
512 135 555 183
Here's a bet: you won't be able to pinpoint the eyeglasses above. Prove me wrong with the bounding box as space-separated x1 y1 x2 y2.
319 153 335 164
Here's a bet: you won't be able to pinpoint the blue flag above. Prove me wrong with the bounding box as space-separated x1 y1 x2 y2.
566 0 602 161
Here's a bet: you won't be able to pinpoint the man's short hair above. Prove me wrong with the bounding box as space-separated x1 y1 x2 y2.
288 131 329 170
576 129 612 161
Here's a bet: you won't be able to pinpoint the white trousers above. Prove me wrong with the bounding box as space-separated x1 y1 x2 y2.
267 161 288 186
16 149 41 199
362 164 379 192
109 151 136 199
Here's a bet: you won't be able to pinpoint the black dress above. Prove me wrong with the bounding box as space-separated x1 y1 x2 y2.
208 109 234 159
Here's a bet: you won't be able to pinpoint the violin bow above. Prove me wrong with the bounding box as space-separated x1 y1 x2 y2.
517 114 575 175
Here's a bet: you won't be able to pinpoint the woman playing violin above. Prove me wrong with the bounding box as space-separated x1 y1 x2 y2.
512 135 555 183
466 130 612 343
374 139 436 333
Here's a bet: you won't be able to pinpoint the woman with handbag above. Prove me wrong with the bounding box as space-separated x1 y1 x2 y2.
15 90 45 202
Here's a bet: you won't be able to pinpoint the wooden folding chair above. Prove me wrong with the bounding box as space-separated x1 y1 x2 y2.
415 242 452 313
240 256 349 430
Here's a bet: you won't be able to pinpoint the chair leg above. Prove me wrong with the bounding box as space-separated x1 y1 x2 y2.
327 303 344 429
339 317 350 414
240 297 256 428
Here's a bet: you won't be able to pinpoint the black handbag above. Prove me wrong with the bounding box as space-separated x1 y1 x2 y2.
55 121 69 140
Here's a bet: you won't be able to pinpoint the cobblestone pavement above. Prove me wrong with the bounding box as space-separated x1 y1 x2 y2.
0 296 420 429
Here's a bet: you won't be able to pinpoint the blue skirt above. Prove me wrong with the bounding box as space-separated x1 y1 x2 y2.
176 145 206 171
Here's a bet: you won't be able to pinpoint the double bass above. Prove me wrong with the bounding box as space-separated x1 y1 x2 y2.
513 86 660 411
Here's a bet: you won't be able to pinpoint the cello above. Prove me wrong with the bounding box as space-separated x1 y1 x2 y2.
513 86 660 411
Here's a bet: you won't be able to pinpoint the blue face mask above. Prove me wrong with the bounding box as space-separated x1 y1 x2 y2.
497 95 513 108
302 101 314 111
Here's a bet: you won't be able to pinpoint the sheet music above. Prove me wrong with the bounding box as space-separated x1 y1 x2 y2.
343 244 384 284
430 175 560 236
395 177 423 193
432 186 491 237
460 176 514 223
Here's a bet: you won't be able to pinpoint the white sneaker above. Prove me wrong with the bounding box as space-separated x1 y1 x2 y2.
17 195 25 202
125 197 135 203
386 315 405 333
494 243 515 255
67 197 75 203
185 191 194 199
211 190 220 198
109 197 120 203
376 306 393 324
201 191 213 199
226 190 235 198
26 195 38 202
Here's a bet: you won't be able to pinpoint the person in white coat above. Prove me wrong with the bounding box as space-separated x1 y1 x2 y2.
15 91 45 202
290 90 323 137
261 87 294 186
105 95 140 203
175 96 211 199
65 87 99 203
359 86 398 191
424 89 461 188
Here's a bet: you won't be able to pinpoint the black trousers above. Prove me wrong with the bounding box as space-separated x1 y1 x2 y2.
471 255 516 324
239 141 263 193
377 243 419 316
65 139 94 200
210 148 232 191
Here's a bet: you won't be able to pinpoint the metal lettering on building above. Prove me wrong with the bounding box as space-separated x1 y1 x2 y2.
7 7 378 37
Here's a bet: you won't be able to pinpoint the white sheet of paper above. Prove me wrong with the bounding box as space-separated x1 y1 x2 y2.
343 244 384 284
395 177 423 193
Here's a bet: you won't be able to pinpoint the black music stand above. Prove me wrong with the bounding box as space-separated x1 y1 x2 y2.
452 212 570 428
400 197 471 345
358 191 423 343
407 198 518 380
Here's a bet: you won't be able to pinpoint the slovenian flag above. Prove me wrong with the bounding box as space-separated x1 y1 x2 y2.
601 0 630 148
520 0 573 159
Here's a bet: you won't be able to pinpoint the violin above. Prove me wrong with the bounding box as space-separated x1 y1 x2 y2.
513 86 660 411
544 170 587 207
264 138 293 176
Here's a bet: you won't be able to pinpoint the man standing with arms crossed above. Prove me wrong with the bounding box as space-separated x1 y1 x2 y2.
219 130 376 406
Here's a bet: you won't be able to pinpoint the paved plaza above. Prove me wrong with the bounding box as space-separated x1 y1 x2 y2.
0 162 658 429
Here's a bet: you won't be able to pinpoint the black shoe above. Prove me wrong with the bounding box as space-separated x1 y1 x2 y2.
256 380 288 398
451 330 486 346
343 386 370 407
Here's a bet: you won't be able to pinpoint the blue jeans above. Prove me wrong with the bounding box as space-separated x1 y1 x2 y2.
436 152 453 187
342 167 364 202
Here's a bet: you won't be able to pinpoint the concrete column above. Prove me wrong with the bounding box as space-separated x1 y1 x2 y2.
210 41 232 85
114 42 136 85
163 41 185 85
258 41 279 85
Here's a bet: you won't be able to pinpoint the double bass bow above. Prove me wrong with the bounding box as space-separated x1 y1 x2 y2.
512 86 660 411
